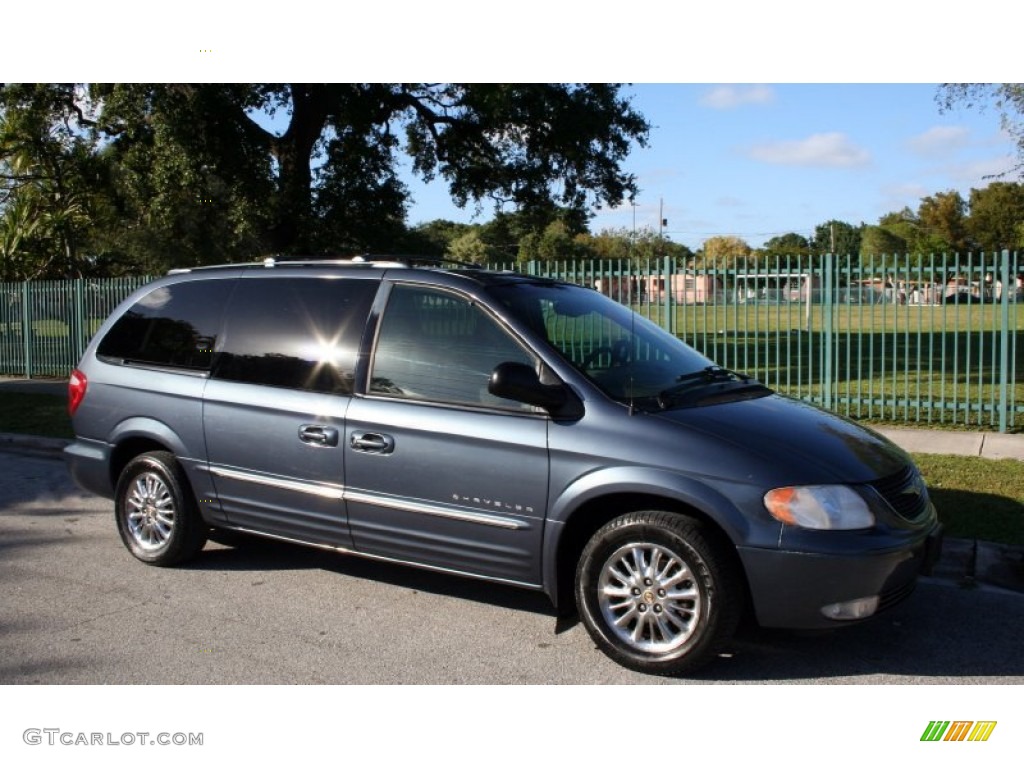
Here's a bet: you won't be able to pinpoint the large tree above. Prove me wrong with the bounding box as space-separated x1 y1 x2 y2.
696 235 753 267
812 219 862 260
966 181 1024 251
860 224 907 261
760 233 812 259
917 190 970 253
0 84 102 279
479 208 588 264
94 84 650 258
517 220 582 263
400 219 474 258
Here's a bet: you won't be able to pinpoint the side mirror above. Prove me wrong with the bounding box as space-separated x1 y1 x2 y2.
488 362 568 412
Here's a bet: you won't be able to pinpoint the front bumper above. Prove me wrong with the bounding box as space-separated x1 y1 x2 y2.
738 524 943 629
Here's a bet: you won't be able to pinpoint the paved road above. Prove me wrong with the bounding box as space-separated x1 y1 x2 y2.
2 449 1023 684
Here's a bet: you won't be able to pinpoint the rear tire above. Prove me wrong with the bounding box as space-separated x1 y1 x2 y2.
114 451 207 566
575 511 740 676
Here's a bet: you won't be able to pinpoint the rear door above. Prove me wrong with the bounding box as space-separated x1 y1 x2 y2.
203 274 378 547
344 282 550 585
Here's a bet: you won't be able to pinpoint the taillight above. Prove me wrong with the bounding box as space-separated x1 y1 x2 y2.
68 369 88 416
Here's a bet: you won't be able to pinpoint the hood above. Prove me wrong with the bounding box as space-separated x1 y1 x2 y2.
651 394 910 485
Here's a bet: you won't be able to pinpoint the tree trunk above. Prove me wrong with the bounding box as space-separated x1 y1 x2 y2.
268 85 330 254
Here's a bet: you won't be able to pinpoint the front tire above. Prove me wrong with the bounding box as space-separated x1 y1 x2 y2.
575 511 740 676
114 451 207 566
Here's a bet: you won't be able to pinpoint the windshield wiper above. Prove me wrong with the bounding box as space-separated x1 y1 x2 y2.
656 366 769 410
667 365 749 388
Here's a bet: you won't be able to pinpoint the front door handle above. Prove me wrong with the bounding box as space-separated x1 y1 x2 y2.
350 431 395 454
299 424 339 447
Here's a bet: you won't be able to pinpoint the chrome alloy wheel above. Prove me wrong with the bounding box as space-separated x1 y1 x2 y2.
125 471 176 552
596 542 702 654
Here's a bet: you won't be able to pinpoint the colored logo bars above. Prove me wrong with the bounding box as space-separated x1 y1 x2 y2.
921 721 997 742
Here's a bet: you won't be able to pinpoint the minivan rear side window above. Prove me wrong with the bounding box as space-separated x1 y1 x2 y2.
96 279 233 371
213 276 377 394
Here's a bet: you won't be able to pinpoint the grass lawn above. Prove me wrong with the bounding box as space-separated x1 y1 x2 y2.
0 392 73 438
0 391 1019 545
911 454 1024 547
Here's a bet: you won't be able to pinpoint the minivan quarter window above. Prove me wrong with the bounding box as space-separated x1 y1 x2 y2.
96 279 233 371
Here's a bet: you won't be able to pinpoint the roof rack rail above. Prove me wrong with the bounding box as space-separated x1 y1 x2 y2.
260 257 407 268
260 254 484 269
401 254 484 269
166 254 486 275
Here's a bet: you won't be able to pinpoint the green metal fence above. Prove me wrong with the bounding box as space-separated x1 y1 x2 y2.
495 251 1023 433
1 276 150 379
1 252 1021 431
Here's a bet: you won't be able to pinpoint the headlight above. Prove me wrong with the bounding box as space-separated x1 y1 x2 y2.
764 485 875 530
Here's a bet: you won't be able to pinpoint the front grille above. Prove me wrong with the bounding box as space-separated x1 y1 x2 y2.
868 466 931 522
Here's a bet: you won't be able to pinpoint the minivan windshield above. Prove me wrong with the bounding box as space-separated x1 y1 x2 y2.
490 281 768 410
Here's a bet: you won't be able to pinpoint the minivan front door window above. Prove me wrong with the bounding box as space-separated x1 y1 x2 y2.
369 284 538 411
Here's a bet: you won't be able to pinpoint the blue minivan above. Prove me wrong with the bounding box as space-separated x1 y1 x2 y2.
65 258 942 675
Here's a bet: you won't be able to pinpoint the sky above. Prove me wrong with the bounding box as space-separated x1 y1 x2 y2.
402 83 1020 250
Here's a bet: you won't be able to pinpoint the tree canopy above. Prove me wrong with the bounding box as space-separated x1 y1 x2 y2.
4 83 1024 281
100 84 650 255
1 83 650 277
917 190 970 253
812 220 861 258
695 235 753 267
966 182 1024 251
761 233 811 260
0 84 101 279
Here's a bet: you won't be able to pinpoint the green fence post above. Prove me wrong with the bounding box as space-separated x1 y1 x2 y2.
998 250 1011 433
21 281 32 378
664 255 676 334
73 278 85 361
822 253 834 410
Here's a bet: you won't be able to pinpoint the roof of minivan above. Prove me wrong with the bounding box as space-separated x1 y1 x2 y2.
166 256 567 288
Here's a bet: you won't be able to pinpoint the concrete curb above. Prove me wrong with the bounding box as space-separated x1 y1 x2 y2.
928 538 1024 594
874 426 1024 461
979 432 1024 461
0 432 70 457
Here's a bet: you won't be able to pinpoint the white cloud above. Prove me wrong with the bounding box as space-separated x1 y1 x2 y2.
748 132 871 168
699 85 775 109
907 125 970 155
